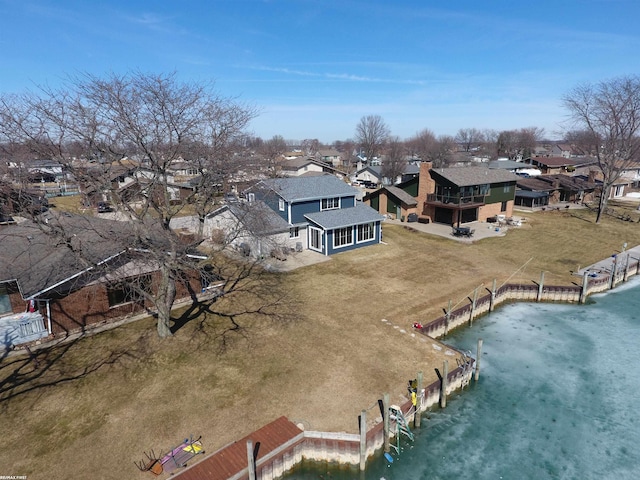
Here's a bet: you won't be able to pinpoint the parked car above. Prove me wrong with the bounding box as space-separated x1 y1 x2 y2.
97 201 113 213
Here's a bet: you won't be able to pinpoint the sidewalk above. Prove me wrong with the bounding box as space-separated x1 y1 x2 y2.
574 245 640 277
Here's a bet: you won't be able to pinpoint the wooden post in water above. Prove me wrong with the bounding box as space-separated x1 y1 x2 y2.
415 371 423 428
383 393 390 453
445 299 452 335
489 279 497 312
609 257 617 289
359 409 367 471
440 360 448 409
474 338 483 381
246 440 256 480
469 287 478 326
537 271 545 302
579 272 589 304
624 254 630 282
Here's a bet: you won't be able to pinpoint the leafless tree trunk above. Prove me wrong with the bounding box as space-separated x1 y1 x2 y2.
455 128 485 152
563 76 640 223
381 136 407 184
260 135 287 177
355 115 390 164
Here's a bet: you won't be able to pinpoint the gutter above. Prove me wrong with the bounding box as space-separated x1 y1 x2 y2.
25 249 128 300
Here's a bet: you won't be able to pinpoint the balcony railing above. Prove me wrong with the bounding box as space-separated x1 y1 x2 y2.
426 193 487 206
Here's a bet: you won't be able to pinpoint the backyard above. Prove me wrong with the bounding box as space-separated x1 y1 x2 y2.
2 203 640 480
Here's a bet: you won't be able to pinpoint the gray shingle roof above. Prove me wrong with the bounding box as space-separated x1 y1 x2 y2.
258 175 357 202
385 186 418 206
431 166 519 187
226 201 291 235
0 213 171 298
304 203 385 230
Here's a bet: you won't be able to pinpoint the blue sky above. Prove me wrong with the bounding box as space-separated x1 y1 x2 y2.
2 0 639 143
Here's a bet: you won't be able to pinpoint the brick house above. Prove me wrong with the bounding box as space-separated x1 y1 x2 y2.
365 162 519 226
0 214 208 349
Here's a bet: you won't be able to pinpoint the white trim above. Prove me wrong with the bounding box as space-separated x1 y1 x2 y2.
355 222 376 244
309 227 323 252
332 226 354 249
320 197 340 211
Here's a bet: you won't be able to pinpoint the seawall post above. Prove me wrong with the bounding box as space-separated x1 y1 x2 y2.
247 440 256 480
469 287 478 326
580 272 589 304
382 393 390 453
489 279 497 312
537 271 545 301
475 338 483 382
440 360 448 409
359 410 366 471
415 371 423 428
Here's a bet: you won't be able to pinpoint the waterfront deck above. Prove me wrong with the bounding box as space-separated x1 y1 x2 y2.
174 416 304 480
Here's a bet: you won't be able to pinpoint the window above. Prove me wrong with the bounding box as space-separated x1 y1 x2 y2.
0 284 12 315
357 223 375 242
333 227 353 248
501 201 507 212
321 197 340 210
107 275 150 307
289 226 300 238
503 185 511 194
278 198 285 211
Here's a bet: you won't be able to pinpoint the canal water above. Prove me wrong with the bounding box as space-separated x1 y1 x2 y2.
286 278 640 479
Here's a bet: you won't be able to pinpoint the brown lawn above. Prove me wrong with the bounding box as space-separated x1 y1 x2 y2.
2 203 640 480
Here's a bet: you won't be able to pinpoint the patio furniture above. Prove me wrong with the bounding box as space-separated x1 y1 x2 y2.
452 226 474 238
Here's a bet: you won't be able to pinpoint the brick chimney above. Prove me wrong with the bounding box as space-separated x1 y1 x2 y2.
417 161 434 215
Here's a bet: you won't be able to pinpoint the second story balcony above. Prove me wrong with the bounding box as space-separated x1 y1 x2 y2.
426 193 487 208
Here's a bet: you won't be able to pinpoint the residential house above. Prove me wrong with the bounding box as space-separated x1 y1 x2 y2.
364 162 519 226
525 156 578 174
352 165 383 186
551 144 586 158
418 163 519 225
515 174 598 207
279 158 326 177
247 175 385 256
170 200 294 259
363 181 419 221
315 148 342 167
0 213 208 349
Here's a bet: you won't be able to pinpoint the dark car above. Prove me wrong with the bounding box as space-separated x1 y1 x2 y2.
97 201 114 213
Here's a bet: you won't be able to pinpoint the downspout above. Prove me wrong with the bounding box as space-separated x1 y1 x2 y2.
46 299 52 335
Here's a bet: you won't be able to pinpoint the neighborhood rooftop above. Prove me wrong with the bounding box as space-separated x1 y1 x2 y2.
257 175 357 202
432 166 520 186
304 202 385 230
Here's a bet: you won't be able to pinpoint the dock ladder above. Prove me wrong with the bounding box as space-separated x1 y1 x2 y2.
389 405 414 455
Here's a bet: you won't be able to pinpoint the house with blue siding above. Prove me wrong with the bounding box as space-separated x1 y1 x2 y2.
248 175 384 255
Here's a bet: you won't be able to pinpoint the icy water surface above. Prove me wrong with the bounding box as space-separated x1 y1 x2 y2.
285 279 640 480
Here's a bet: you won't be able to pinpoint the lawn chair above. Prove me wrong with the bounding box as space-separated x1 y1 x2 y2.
135 450 163 476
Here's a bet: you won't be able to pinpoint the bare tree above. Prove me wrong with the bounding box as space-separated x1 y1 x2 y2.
563 75 640 223
300 138 321 156
381 136 407 184
496 127 544 160
432 135 457 168
455 128 485 152
355 115 390 164
406 129 455 168
407 129 437 162
0 72 259 337
260 135 287 177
